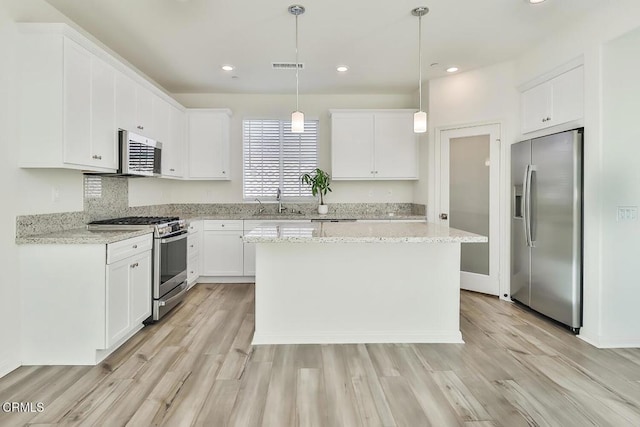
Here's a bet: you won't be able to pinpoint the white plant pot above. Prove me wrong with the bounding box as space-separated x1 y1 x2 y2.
318 204 328 215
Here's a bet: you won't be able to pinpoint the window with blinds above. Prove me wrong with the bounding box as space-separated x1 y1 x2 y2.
243 119 318 200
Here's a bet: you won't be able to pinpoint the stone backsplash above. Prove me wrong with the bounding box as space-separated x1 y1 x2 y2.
16 176 426 237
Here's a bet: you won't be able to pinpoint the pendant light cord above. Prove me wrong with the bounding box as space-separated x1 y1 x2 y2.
295 13 300 111
418 14 422 112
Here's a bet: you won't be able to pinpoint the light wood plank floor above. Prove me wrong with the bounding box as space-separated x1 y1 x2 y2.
2 283 640 426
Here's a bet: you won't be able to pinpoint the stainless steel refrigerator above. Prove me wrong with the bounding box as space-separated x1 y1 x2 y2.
511 129 583 333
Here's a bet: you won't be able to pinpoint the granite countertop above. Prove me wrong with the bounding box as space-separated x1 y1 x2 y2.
243 221 487 244
16 228 153 245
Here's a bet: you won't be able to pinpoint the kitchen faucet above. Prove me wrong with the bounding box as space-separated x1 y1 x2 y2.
276 188 286 214
255 198 264 214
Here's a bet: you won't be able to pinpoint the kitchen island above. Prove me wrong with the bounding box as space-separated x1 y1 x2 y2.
244 221 486 345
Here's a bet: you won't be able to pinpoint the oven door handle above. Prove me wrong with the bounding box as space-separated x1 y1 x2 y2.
158 282 188 307
160 231 188 244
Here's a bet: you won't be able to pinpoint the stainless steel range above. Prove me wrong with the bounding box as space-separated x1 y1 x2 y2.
88 216 188 322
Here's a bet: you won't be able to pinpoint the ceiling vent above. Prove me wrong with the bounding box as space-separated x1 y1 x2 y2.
272 62 305 70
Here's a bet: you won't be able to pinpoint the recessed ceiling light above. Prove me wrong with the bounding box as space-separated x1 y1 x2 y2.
446 67 459 73
336 65 349 73
528 0 546 4
221 65 235 71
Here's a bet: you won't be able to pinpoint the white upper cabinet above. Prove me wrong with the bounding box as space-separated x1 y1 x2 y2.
374 112 418 179
152 95 171 145
136 86 154 136
187 109 232 180
331 113 375 179
62 38 92 168
114 74 158 139
18 24 188 174
330 110 418 180
521 65 584 134
89 55 117 170
18 30 118 172
162 105 186 178
115 72 137 132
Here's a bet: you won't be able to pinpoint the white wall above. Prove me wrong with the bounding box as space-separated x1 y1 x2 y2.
514 0 640 347
128 93 416 206
426 61 519 301
600 27 640 345
0 0 83 377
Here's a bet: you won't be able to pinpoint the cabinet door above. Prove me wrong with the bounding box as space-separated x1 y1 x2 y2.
163 106 186 177
550 66 583 127
90 56 117 170
106 258 131 347
63 38 92 166
188 111 230 179
115 72 137 132
331 113 375 179
243 222 261 276
202 231 244 275
130 251 152 326
152 95 171 145
374 112 418 179
136 86 154 136
521 82 552 134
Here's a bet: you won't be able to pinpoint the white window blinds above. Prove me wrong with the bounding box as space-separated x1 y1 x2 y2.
243 119 318 200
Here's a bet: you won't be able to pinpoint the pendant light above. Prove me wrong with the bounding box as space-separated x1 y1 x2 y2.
412 7 429 134
289 5 305 133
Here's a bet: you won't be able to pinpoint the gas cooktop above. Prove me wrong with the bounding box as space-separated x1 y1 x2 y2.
87 216 186 237
88 216 180 226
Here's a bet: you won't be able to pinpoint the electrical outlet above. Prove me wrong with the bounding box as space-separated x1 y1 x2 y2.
51 186 60 203
617 206 638 222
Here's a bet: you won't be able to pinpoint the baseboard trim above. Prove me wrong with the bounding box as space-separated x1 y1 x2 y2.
197 276 256 284
252 331 464 345
579 334 640 349
0 360 21 379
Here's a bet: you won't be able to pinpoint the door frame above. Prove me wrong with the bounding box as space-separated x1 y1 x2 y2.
429 121 511 301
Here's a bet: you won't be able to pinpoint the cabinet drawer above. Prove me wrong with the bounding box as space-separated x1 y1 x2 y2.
187 220 202 234
204 220 243 231
107 234 153 264
188 233 200 255
187 254 199 283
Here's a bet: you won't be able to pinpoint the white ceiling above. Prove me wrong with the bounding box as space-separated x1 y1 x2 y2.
44 0 603 94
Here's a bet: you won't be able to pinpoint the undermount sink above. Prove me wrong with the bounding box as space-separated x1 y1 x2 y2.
252 210 305 217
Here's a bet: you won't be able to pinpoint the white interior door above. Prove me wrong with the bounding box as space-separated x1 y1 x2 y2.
439 124 500 295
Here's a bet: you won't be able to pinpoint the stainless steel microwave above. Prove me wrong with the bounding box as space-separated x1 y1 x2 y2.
119 130 162 176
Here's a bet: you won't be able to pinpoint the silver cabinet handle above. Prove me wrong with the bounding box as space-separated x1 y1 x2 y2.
132 244 138 249
137 125 144 130
189 244 194 248
92 155 102 160
170 168 175 172
130 262 139 268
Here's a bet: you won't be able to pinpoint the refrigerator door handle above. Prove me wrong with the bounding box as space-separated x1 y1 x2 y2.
522 164 531 247
529 165 537 247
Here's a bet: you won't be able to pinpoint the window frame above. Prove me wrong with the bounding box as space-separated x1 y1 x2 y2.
242 117 320 202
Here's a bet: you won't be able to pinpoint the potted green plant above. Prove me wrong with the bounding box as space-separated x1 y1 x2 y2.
301 168 332 214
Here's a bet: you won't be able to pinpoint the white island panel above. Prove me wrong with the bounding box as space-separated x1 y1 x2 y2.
253 241 463 344
248 222 486 345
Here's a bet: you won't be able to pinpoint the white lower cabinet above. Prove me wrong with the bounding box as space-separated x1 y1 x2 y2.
19 233 153 365
202 220 244 276
106 249 151 348
187 220 202 288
